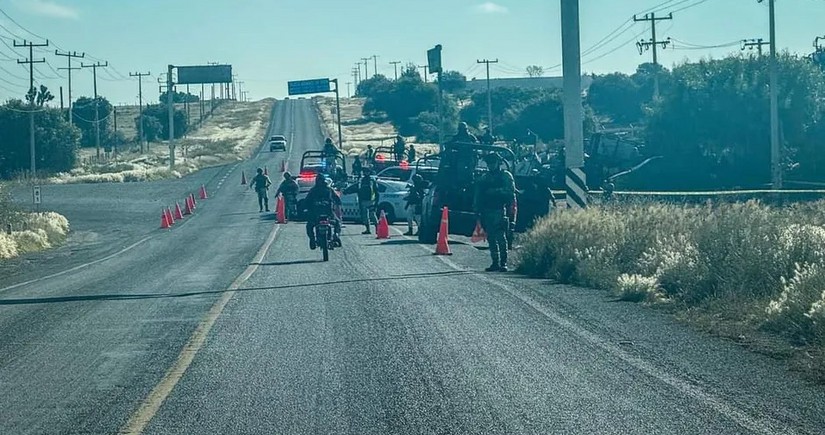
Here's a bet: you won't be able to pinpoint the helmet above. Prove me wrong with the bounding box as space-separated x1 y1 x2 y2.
315 173 327 185
483 153 502 166
325 137 333 145
283 171 292 179
256 167 263 174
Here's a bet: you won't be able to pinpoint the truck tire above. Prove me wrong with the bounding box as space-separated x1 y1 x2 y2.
418 217 438 244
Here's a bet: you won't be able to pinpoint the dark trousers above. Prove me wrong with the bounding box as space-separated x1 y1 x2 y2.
480 212 508 266
256 188 269 210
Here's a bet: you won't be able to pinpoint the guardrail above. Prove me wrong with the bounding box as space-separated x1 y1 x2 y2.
548 189 825 205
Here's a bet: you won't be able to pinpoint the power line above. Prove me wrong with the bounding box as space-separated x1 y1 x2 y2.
81 61 109 159
56 50 84 125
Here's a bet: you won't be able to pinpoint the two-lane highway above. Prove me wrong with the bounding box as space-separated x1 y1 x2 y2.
2 99 825 435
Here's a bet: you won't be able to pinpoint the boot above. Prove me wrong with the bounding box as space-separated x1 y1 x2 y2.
485 264 501 272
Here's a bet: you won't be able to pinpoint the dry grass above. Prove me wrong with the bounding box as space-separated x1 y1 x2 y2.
57 99 274 184
516 200 825 380
315 97 438 157
0 211 69 260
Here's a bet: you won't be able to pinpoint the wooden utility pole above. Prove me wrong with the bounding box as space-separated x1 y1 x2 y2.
129 71 151 152
15 39 49 178
81 61 108 159
418 64 429 82
389 61 401 80
55 50 84 125
742 38 769 56
633 12 673 97
477 59 499 134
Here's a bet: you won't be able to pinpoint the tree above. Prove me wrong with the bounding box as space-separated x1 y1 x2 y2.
141 104 189 139
356 74 392 99
645 54 825 189
0 99 80 177
587 73 644 124
437 70 467 94
24 85 54 107
526 65 544 77
158 90 199 104
137 115 163 142
400 63 422 80
460 87 547 131
72 96 114 148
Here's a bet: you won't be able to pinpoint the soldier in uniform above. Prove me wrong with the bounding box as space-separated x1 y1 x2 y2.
474 153 516 272
452 122 478 144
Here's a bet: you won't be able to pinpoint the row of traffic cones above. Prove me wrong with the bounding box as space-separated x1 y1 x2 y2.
372 206 452 255
160 185 209 229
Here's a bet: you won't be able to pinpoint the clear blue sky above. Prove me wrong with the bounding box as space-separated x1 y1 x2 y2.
0 0 823 105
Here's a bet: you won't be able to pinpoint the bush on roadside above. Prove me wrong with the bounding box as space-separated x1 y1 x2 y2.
11 229 51 253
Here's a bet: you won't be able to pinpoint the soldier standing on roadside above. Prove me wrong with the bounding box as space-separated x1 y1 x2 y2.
474 153 516 272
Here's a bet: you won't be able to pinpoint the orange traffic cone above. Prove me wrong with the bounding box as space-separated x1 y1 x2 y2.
160 208 171 229
276 194 287 224
166 207 175 225
241 171 247 185
264 166 268 176
471 220 487 243
376 210 390 239
434 207 452 255
280 160 286 172
199 184 208 200
184 197 193 215
190 193 197 209
174 202 185 220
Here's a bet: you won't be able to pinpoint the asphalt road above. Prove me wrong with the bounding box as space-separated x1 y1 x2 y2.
2 99 825 435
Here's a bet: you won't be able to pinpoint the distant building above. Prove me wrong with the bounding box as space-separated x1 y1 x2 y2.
465 76 593 93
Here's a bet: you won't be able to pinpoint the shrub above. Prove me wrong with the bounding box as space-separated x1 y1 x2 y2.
0 232 18 259
615 274 663 303
765 263 825 345
11 229 51 253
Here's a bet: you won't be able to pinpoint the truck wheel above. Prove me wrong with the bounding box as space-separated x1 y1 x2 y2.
418 218 438 244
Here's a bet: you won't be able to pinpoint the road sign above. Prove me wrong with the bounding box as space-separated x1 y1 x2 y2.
32 185 41 205
177 65 232 84
427 45 443 74
287 78 331 96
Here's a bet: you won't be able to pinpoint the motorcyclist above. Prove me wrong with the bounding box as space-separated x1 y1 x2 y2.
250 167 272 212
275 171 300 219
304 173 342 250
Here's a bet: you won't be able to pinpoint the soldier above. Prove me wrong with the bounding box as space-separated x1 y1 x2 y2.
393 135 406 163
474 153 516 272
250 168 272 212
407 144 416 163
452 122 478 144
480 127 495 145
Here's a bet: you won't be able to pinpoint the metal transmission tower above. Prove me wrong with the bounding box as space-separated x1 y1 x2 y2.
742 38 770 56
55 50 84 125
15 39 49 178
633 12 672 97
477 59 499 134
389 61 401 80
81 61 109 159
758 0 781 189
130 71 151 151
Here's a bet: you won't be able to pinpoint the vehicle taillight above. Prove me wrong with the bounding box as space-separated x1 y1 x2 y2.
400 161 409 169
299 171 315 179
375 154 385 162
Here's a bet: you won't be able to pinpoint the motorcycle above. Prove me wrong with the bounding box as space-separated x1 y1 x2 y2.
315 215 334 262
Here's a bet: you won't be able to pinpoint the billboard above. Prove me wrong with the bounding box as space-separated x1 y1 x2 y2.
427 45 442 74
287 78 331 95
177 65 232 84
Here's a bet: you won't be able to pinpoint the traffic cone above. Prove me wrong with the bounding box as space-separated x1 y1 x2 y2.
280 160 286 172
276 194 286 224
241 171 247 185
264 166 268 176
376 210 390 239
471 220 487 243
199 184 208 200
166 207 175 225
160 208 171 229
190 193 197 209
174 202 185 220
184 197 193 215
434 207 452 255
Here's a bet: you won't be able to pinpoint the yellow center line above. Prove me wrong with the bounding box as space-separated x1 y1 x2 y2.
119 223 281 435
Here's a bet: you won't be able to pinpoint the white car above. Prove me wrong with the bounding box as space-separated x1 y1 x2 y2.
340 179 411 224
376 165 438 184
269 135 287 152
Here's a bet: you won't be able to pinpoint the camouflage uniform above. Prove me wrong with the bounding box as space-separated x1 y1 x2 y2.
474 159 516 271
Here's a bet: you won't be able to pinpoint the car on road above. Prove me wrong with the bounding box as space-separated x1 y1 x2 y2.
339 179 410 224
376 164 438 184
269 135 287 152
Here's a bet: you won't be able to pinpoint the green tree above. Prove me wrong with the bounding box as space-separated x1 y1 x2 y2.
437 70 467 94
159 90 200 103
72 96 114 148
0 99 80 177
645 54 825 189
587 73 644 124
141 104 189 139
25 85 54 107
355 74 392 99
526 65 544 77
137 115 163 142
460 87 547 130
400 63 422 80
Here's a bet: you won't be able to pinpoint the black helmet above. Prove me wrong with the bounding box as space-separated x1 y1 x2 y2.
256 167 263 174
325 137 333 145
315 173 327 185
283 171 292 179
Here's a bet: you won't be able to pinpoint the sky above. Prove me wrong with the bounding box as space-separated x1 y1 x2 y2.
0 0 823 105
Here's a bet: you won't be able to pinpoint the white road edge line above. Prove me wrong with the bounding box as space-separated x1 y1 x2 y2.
390 227 794 435
119 224 282 435
0 236 154 294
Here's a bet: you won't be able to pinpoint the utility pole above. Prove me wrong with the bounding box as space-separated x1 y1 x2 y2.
15 39 49 178
742 38 769 56
371 55 378 77
346 82 351 98
389 61 401 80
330 79 344 148
633 12 672 97
418 65 429 82
361 57 370 78
55 49 84 125
59 86 63 110
355 63 362 83
477 59 499 134
237 81 244 103
231 74 238 100
166 65 176 168
130 71 150 152
81 61 108 160
764 0 781 189
561 0 586 209
200 83 205 123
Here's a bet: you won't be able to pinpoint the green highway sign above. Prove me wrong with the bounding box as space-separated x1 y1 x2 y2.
287 78 331 96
